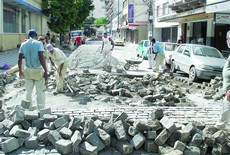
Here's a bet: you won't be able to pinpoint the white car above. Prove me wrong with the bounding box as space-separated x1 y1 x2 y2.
159 42 179 68
171 44 226 82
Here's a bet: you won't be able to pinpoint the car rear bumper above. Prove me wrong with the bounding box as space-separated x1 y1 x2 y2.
196 69 222 79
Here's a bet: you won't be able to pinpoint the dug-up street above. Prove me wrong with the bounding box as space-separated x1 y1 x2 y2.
0 43 229 155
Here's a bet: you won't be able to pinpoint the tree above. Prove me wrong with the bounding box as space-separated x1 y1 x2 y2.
94 17 108 28
42 0 94 43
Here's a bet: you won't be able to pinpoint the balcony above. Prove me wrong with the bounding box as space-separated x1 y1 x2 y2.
168 0 206 13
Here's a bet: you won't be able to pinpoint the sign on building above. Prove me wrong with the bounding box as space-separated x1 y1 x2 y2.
128 4 134 23
215 13 230 24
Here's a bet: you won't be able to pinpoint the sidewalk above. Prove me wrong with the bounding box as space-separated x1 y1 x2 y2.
0 48 19 73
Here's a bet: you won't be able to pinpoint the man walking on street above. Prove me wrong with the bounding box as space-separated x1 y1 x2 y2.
100 32 114 71
18 29 48 110
46 44 68 93
152 38 165 72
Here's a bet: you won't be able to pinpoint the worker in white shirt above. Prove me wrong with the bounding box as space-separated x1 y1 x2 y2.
46 44 68 93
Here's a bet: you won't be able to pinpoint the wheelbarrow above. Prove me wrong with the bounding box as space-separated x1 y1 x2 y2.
123 59 143 70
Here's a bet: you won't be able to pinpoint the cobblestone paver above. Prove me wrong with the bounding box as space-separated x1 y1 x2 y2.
51 106 223 125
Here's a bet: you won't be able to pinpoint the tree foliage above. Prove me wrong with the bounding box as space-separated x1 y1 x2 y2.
94 17 108 27
42 0 94 34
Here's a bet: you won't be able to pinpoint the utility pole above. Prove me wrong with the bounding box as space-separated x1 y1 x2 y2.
143 0 153 37
117 0 120 37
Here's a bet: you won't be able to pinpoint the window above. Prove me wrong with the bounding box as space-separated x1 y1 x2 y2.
156 6 160 17
3 3 19 33
163 2 169 15
177 45 185 54
183 45 190 56
21 10 26 33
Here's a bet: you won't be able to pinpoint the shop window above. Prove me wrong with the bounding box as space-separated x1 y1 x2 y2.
3 3 19 33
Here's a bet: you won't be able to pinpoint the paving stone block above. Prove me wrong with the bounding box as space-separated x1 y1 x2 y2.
116 141 133 155
184 146 200 155
21 120 31 130
213 130 226 144
37 129 50 141
103 122 115 135
0 111 5 122
178 129 190 143
191 133 203 146
0 122 5 135
48 130 62 147
9 125 30 138
134 121 152 131
69 117 82 130
145 131 157 140
59 127 72 139
158 145 174 154
79 141 98 155
94 119 103 128
114 112 128 122
53 117 68 128
1 137 19 153
114 120 126 140
130 133 146 150
83 119 95 136
155 128 171 146
71 130 82 153
25 136 39 149
174 140 186 152
42 114 58 122
2 119 14 130
144 140 158 153
39 107 51 118
212 143 222 155
20 100 30 109
128 126 139 136
160 116 177 133
150 109 164 120
95 128 111 147
24 111 39 120
182 122 197 135
32 118 44 129
164 149 183 155
28 127 39 136
86 132 105 151
55 139 72 155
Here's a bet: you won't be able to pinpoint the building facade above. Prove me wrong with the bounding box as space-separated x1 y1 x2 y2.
154 0 179 42
156 0 230 52
0 0 49 52
90 0 106 19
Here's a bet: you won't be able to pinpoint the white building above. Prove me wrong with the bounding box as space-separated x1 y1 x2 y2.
90 0 106 19
154 0 179 42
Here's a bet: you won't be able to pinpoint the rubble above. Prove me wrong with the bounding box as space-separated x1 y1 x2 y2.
0 103 227 154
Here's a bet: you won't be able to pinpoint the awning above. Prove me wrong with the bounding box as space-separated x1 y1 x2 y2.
120 23 138 30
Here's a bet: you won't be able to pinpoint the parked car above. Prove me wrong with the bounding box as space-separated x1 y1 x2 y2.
171 44 226 82
114 38 125 46
159 42 179 67
136 40 149 59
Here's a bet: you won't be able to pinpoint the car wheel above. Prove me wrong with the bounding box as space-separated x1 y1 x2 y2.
124 63 130 70
170 62 177 73
189 66 198 82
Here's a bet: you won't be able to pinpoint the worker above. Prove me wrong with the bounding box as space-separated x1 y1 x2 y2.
18 29 48 110
46 44 68 93
100 32 114 71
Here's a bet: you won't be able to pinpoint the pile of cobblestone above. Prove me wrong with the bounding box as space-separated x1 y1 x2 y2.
0 73 16 97
68 45 124 70
0 101 229 154
63 72 224 107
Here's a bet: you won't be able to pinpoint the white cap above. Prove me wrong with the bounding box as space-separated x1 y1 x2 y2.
46 44 54 52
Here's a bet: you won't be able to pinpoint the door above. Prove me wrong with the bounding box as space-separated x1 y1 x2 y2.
173 45 186 71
